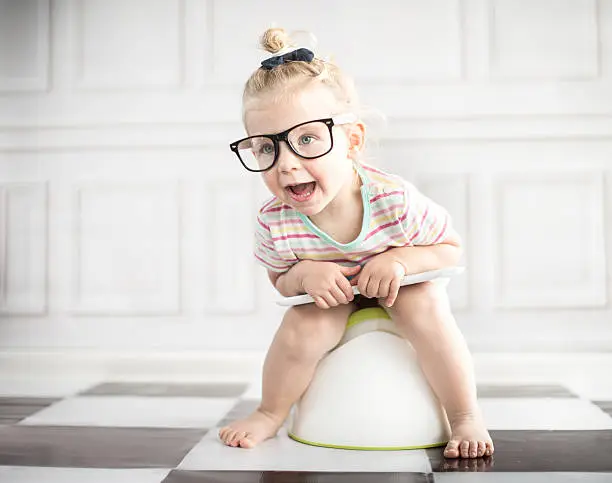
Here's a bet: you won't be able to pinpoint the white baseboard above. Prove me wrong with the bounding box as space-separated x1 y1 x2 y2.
1 350 611 391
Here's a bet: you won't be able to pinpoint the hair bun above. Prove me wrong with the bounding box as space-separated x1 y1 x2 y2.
260 27 292 54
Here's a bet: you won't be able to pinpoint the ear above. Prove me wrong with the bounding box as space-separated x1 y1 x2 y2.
346 121 366 158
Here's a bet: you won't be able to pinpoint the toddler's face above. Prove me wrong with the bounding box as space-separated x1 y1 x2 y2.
244 84 356 217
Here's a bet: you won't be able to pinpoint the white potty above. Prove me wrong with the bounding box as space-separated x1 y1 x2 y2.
288 307 451 450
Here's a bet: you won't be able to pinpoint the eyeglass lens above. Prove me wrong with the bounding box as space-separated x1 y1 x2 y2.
236 120 332 171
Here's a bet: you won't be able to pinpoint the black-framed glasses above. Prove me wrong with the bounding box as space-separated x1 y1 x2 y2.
230 113 357 172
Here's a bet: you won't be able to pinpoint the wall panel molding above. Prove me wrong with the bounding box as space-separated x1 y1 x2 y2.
71 181 181 315
0 0 49 92
204 178 256 314
3 84 612 126
0 182 47 315
3 117 612 151
488 0 599 80
72 0 185 89
493 171 607 308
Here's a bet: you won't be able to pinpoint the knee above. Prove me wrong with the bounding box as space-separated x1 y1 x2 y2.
279 305 346 357
391 282 448 319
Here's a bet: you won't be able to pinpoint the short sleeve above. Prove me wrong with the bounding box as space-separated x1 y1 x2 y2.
254 212 293 273
401 182 452 246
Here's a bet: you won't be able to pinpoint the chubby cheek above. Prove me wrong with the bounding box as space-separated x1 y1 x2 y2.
261 172 283 199
310 158 350 196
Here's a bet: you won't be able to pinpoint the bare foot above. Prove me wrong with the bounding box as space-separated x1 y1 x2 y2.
444 412 494 459
218 408 284 448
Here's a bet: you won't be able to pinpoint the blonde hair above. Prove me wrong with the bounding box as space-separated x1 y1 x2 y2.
242 28 359 117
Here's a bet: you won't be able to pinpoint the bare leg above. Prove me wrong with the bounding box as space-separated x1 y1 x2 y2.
382 282 494 459
218 302 356 448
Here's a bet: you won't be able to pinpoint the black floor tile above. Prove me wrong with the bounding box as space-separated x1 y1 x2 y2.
0 425 207 468
0 398 60 424
81 382 248 398
163 471 434 483
427 430 612 472
432 473 612 482
476 385 577 398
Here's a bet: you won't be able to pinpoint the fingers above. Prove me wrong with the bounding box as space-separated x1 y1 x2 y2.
330 285 349 305
337 277 355 302
378 278 391 301
358 273 383 298
366 277 381 298
323 291 340 307
312 283 354 309
357 274 369 297
339 264 362 276
384 276 401 307
313 295 329 309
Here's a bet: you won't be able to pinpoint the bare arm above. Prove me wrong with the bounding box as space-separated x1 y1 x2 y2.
267 260 316 297
385 229 463 274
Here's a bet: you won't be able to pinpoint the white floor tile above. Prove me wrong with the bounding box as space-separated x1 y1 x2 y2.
178 428 432 472
565 379 612 401
19 396 235 428
0 377 101 398
481 398 612 430
0 467 170 483
434 473 612 482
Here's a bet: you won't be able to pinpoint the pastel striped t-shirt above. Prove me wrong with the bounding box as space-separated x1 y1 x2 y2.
254 163 452 273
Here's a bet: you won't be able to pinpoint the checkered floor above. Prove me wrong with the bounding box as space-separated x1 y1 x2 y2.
0 378 611 482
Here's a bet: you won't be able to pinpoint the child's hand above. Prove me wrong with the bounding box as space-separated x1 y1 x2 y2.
300 262 362 309
352 252 407 307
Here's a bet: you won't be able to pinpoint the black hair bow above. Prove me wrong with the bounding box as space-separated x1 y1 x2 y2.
261 48 315 70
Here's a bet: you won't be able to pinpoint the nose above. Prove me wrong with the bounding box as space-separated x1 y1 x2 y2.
276 141 303 173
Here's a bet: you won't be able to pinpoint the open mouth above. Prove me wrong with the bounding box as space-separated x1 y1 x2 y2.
286 182 316 202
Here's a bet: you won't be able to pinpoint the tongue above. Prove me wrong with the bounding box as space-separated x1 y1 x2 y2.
291 182 315 194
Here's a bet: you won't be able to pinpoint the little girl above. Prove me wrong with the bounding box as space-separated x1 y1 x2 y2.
219 28 494 459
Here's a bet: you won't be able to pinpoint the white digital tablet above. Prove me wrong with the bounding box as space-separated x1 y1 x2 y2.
276 266 465 307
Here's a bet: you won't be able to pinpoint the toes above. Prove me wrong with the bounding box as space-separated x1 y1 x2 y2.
444 440 460 458
239 433 255 448
218 427 231 443
468 440 478 458
219 426 230 441
233 431 248 447
226 430 239 446
218 428 257 449
446 437 493 459
459 440 470 458
477 441 486 457
232 431 247 447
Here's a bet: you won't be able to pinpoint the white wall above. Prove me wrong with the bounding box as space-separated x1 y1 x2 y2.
0 0 611 377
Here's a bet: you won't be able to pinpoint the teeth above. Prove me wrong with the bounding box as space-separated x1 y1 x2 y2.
287 183 314 200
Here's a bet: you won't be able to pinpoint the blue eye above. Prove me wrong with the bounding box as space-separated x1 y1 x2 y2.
257 143 274 155
300 135 314 145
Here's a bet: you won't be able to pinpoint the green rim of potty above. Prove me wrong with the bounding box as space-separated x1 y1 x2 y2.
288 432 448 451
346 307 391 329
